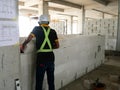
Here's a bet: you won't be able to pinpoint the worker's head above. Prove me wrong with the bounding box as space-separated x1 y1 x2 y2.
38 15 50 25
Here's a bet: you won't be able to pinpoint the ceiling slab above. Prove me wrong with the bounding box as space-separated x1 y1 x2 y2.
18 0 118 16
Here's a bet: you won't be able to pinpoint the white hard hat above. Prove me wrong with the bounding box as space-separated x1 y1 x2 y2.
38 15 50 24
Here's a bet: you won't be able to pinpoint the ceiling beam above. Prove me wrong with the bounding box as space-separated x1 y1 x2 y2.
49 7 64 12
48 0 82 9
19 0 25 1
25 0 39 7
19 6 64 12
19 1 24 6
93 0 110 6
19 9 38 16
57 13 78 17
92 9 118 16
19 6 38 11
85 17 96 20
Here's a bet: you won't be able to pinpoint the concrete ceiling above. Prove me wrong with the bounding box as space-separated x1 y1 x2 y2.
18 0 118 16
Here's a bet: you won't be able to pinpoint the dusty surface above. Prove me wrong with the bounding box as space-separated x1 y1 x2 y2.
59 56 120 90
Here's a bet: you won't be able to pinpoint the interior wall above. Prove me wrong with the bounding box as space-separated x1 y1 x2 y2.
84 18 117 50
20 35 105 90
0 46 20 90
0 0 20 90
116 0 120 51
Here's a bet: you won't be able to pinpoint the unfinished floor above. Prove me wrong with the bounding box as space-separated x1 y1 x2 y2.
59 56 120 90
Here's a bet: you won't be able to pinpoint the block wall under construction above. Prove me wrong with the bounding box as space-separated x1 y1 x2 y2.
20 35 105 90
84 18 117 50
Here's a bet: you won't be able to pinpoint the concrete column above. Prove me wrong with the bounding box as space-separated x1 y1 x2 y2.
116 0 120 51
62 19 67 35
102 12 105 19
38 0 49 15
70 16 73 34
82 6 85 34
78 11 82 34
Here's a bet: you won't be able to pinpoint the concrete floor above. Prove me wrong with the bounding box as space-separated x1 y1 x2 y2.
59 56 120 90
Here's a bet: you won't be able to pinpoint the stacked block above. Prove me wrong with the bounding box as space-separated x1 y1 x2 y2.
0 46 20 90
84 18 117 50
50 21 65 34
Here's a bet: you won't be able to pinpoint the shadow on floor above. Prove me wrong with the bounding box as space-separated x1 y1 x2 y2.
59 56 120 90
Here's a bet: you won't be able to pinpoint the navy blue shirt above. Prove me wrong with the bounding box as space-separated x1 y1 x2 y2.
31 26 58 50
31 26 58 63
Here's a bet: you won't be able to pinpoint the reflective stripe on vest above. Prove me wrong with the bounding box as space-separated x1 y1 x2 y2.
37 26 53 53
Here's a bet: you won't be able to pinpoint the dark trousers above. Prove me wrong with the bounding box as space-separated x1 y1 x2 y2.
36 62 55 90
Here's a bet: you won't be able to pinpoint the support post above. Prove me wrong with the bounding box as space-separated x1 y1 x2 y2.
102 12 105 19
116 0 120 51
70 16 73 34
38 0 49 15
82 6 85 34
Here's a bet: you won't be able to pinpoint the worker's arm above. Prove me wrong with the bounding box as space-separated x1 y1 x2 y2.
20 33 34 53
53 39 59 49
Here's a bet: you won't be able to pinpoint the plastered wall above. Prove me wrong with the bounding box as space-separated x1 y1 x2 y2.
20 35 105 90
84 18 117 50
0 45 20 90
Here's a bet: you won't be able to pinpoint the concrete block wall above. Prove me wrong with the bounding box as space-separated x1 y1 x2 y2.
50 21 65 34
84 18 117 50
0 45 20 90
20 35 105 90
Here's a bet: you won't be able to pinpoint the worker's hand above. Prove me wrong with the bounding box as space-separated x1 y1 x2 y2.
53 39 59 49
20 44 25 53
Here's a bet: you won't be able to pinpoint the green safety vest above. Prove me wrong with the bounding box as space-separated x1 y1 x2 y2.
37 26 53 53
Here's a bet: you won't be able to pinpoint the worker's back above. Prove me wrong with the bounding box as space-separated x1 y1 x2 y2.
31 25 58 63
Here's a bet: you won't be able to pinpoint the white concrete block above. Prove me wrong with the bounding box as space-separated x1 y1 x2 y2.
20 54 36 90
84 18 117 50
0 46 20 90
0 79 4 90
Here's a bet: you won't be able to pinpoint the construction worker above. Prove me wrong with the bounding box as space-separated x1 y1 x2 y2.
20 14 59 90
